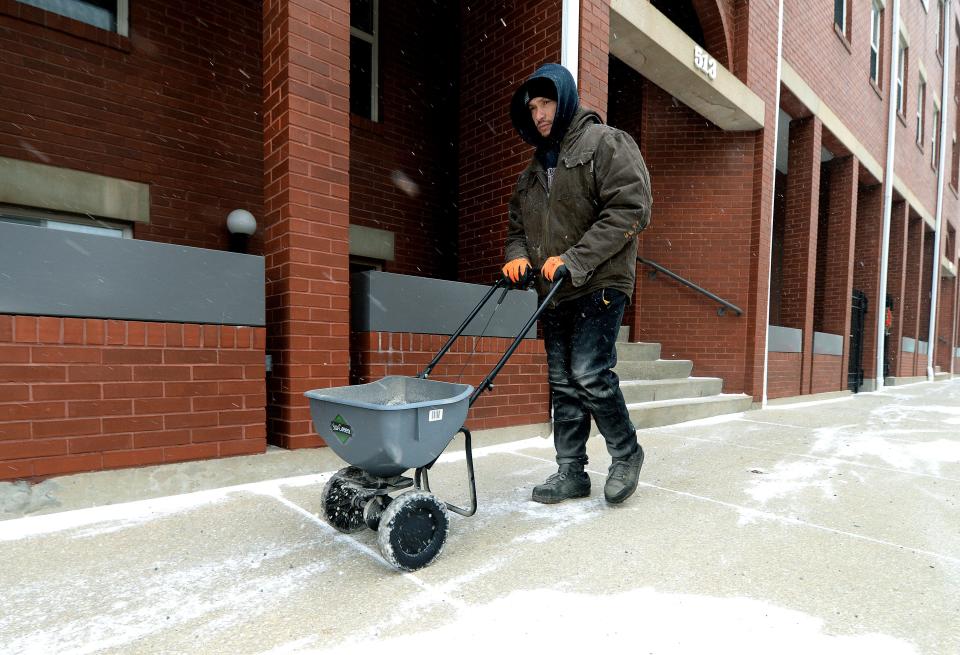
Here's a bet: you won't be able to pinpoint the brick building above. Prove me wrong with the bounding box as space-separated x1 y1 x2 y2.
1 0 958 481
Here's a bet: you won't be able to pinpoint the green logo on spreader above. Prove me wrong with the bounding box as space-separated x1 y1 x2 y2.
330 414 353 444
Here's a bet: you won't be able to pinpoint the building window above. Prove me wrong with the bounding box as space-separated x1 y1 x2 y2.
917 74 926 146
16 0 128 36
350 0 379 121
834 0 850 39
897 37 908 116
931 102 941 168
0 205 130 238
870 1 883 85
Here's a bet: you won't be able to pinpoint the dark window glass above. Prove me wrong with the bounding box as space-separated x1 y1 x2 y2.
834 0 845 30
18 0 117 32
350 36 373 119
351 0 374 33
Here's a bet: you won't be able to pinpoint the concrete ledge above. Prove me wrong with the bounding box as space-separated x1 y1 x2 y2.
0 421 553 520
609 0 764 131
766 389 853 406
0 156 149 223
884 376 927 385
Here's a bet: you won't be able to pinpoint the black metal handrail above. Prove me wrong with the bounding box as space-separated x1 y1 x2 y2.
637 256 743 317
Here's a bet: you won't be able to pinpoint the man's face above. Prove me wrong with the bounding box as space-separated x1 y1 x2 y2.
528 96 557 138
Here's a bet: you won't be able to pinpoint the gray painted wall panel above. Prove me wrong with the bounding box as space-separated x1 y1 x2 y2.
769 325 802 353
813 331 843 356
0 222 264 326
351 271 538 338
902 337 916 353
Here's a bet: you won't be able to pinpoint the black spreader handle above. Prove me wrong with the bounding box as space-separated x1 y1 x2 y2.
418 278 508 380
468 270 566 406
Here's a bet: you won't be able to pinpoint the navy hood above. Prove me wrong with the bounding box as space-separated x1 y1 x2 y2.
510 63 580 149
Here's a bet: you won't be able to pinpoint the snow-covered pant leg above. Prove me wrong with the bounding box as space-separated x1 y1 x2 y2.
542 289 638 466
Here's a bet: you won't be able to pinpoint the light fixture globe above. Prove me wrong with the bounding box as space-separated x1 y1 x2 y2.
226 209 257 236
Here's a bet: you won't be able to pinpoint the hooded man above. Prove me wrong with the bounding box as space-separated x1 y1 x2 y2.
502 63 652 505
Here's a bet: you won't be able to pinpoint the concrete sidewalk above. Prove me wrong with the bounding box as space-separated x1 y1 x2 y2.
1 379 959 654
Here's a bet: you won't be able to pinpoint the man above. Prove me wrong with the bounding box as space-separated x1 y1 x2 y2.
502 63 652 505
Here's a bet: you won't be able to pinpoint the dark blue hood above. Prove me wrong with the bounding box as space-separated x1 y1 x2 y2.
510 63 580 149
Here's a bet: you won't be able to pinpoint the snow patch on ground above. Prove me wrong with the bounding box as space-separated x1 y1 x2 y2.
287 587 918 655
744 458 839 505
3 543 328 655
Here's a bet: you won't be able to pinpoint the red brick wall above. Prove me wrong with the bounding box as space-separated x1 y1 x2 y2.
0 0 263 252
810 354 843 394
630 82 755 391
0 315 266 481
767 352 802 399
782 0 888 178
349 1 460 278
350 331 548 430
457 1 562 285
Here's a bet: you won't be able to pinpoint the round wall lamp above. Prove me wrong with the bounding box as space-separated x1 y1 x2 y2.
226 209 257 253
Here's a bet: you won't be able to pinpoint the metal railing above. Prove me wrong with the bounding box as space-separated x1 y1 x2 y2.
637 256 743 317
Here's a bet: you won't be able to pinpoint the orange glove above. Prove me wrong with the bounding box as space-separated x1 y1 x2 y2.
541 256 566 281
502 257 531 283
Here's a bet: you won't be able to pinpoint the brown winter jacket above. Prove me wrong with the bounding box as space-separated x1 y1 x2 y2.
504 108 652 307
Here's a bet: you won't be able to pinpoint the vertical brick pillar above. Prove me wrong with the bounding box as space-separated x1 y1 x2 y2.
781 116 821 394
917 231 935 374
901 217 925 377
853 184 883 382
578 0 609 118
741 0 781 400
262 0 351 448
821 156 858 391
937 274 956 372
885 202 910 377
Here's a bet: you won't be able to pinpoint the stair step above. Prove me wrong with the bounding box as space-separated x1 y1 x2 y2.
626 394 753 429
934 372 951 381
614 358 693 380
615 341 661 361
619 377 723 403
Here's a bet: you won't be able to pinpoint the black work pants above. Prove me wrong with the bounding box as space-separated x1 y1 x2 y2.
541 288 638 466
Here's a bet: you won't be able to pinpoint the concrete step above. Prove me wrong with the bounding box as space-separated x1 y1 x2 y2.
934 372 951 381
614 358 693 380
617 326 630 343
619 377 723 404
626 394 754 429
884 376 927 386
615 341 661 361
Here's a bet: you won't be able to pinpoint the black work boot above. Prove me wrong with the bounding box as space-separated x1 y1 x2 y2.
604 445 644 504
532 463 591 504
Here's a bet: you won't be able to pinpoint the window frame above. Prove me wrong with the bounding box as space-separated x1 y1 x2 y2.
349 0 379 122
834 0 851 41
0 204 132 238
931 98 941 168
16 0 128 36
897 36 908 117
870 1 883 85
917 72 927 146
937 0 946 60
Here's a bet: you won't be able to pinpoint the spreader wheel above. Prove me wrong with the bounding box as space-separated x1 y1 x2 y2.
321 467 367 533
377 491 449 571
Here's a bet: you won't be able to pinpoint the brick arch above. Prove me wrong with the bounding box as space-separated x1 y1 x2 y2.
691 0 733 69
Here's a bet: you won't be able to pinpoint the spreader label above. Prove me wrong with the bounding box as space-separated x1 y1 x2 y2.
330 414 353 444
428 409 443 422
